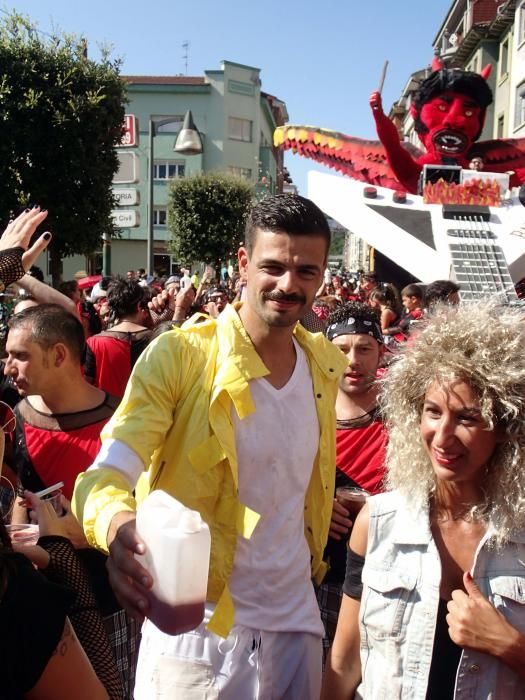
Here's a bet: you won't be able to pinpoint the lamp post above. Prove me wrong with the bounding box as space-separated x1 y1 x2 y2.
147 110 203 277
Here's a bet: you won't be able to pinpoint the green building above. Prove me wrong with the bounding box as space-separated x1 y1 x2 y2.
60 60 288 280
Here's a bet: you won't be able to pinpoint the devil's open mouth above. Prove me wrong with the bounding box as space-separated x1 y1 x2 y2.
432 130 468 154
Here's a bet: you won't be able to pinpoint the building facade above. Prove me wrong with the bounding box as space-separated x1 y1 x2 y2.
390 0 520 146
59 60 288 280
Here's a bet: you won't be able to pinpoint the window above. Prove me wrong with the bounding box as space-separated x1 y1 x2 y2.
228 117 252 142
499 38 509 79
153 161 185 180
228 166 252 179
153 208 167 226
497 114 505 138
519 2 525 45
515 82 525 128
467 55 479 73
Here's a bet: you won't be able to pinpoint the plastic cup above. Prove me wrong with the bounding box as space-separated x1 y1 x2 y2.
336 486 370 518
42 490 65 516
6 523 39 546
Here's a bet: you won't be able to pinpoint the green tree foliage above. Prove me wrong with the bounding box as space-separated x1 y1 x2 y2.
168 172 254 266
329 231 345 257
0 12 127 282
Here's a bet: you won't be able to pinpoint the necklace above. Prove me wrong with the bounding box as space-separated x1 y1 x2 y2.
337 406 380 429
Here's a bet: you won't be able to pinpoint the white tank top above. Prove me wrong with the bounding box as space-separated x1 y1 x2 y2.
228 339 323 634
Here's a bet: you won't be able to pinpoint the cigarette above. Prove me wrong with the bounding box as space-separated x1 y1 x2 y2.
33 482 65 499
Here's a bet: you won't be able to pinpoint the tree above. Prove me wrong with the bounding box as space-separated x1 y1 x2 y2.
0 12 127 283
168 172 254 267
329 231 345 257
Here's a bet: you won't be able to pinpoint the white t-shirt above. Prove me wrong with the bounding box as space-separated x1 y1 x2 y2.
228 340 323 635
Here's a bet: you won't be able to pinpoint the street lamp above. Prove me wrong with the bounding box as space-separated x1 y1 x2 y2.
147 109 203 277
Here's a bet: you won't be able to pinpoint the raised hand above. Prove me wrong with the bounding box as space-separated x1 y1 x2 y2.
369 91 384 115
0 207 52 271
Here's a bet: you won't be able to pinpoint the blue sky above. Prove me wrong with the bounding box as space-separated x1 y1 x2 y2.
4 1 451 193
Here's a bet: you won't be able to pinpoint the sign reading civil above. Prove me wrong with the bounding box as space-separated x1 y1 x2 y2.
120 115 138 147
114 189 140 206
111 210 140 228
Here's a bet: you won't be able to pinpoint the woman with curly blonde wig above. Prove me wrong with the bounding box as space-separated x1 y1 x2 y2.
322 303 525 700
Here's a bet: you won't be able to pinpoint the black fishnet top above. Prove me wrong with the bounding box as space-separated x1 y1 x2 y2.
39 535 123 700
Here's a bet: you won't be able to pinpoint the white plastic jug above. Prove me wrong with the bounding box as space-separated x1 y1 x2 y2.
135 490 211 635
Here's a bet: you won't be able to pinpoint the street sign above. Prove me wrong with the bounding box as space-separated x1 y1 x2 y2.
111 210 140 228
120 114 138 147
114 188 140 206
113 153 139 184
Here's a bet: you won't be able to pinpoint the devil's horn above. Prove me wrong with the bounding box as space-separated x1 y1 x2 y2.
432 56 444 72
480 64 492 80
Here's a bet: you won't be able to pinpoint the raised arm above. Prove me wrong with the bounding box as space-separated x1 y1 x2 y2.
370 91 422 192
16 274 79 318
0 208 52 288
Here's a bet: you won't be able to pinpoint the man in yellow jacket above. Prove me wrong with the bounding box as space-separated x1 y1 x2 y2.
73 194 347 699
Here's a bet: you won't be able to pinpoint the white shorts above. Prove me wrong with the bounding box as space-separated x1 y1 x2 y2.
134 609 322 700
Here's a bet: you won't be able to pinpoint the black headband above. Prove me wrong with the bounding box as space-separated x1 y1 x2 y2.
325 317 384 344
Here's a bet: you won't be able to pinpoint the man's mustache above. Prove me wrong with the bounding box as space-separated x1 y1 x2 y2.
263 291 306 304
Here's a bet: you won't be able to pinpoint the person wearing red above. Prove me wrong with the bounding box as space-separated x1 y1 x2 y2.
317 301 387 661
6 304 138 699
85 279 152 398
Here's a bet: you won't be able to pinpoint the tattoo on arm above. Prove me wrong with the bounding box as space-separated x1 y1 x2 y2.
51 620 77 658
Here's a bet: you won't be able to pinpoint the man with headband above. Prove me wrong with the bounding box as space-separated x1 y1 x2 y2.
317 301 387 663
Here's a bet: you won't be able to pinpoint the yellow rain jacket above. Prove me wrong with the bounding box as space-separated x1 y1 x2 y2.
73 303 347 637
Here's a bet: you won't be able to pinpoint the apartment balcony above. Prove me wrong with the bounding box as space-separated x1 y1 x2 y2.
434 0 516 65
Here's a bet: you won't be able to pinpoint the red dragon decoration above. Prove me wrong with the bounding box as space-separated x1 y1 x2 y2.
274 57 525 194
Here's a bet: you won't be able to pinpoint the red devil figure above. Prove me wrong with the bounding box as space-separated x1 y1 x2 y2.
276 57 525 194
370 58 498 192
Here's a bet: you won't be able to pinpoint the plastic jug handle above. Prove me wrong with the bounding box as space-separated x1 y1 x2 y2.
179 510 202 534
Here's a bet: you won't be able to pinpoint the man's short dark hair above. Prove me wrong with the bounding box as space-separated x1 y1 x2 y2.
99 276 113 291
108 279 149 319
424 279 460 308
9 304 85 363
413 69 493 142
401 283 424 300
325 300 380 330
244 194 331 255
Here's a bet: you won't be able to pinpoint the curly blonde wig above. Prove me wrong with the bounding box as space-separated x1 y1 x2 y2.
380 302 525 544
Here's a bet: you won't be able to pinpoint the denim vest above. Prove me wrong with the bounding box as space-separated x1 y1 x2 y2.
356 491 525 699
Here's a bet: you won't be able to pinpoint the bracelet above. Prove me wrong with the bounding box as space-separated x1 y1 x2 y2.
0 247 26 290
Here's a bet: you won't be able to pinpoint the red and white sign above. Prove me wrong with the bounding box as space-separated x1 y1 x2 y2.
120 114 138 147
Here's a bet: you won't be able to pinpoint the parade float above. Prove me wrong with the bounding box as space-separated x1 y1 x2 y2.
274 58 525 300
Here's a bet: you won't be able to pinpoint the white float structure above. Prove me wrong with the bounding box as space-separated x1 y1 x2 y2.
308 170 525 300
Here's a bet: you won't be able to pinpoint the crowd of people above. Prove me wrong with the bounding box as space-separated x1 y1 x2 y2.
0 197 524 699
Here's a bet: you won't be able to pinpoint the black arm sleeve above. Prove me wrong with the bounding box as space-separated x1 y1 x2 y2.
342 547 365 599
39 536 123 700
